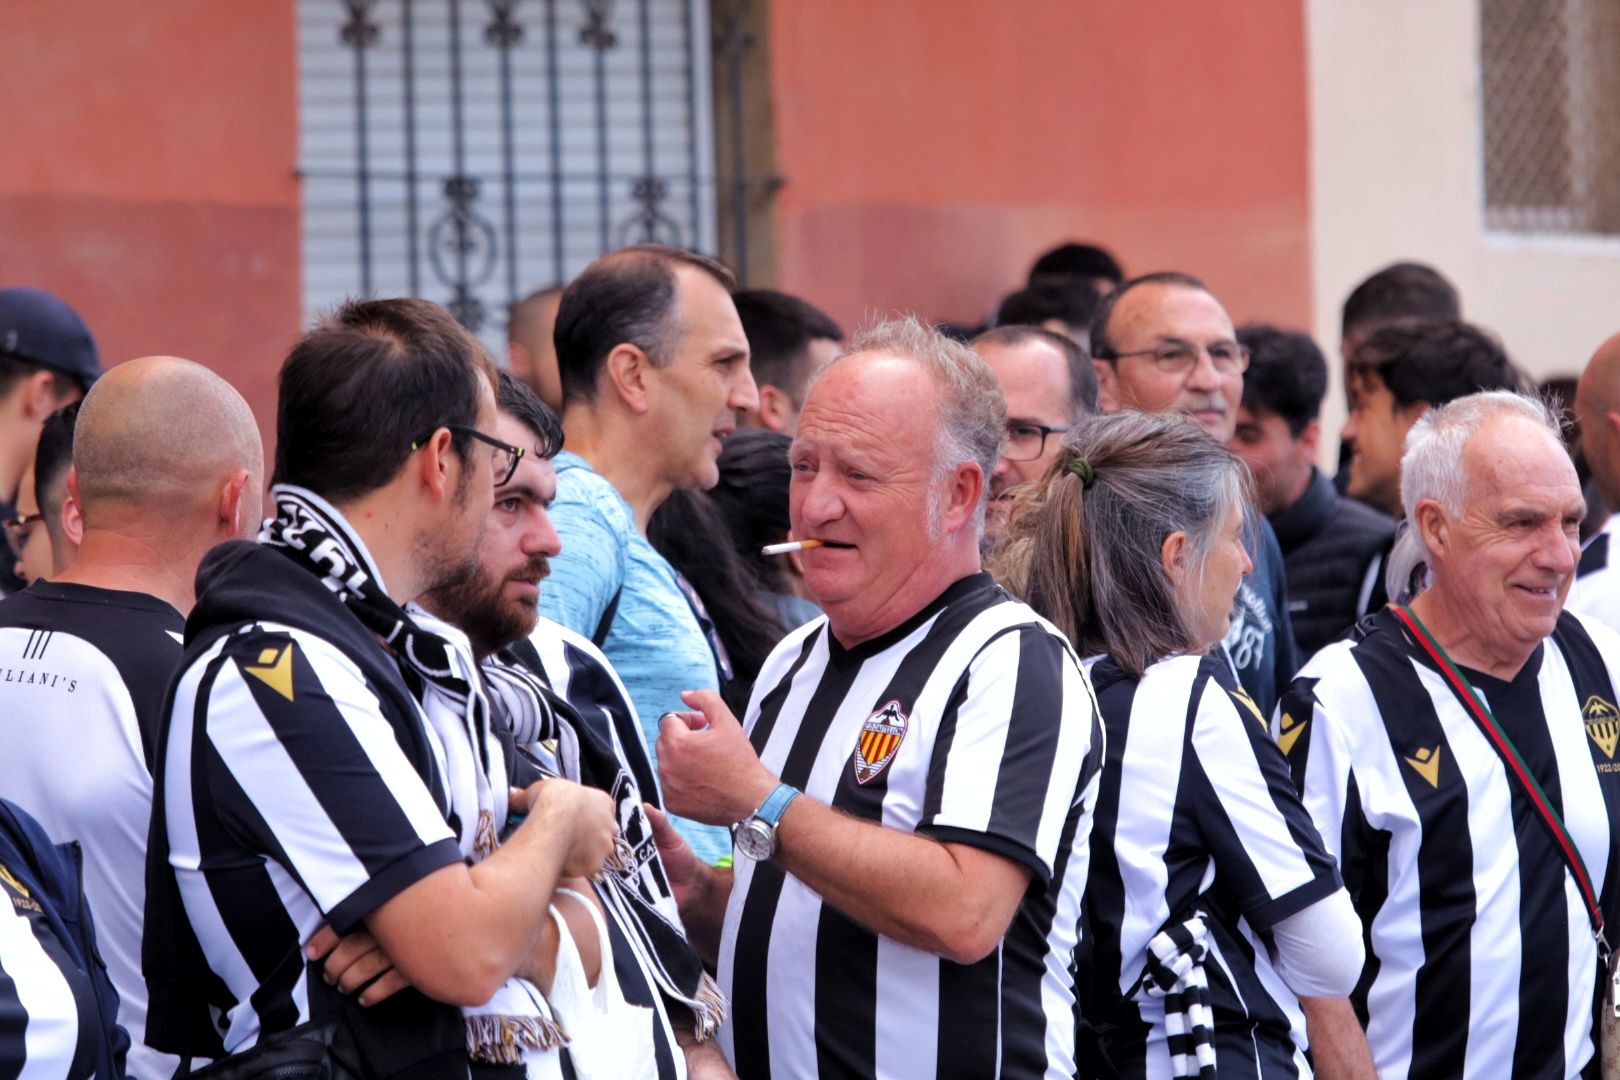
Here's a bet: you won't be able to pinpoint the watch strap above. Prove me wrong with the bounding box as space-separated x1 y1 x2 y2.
754 782 800 828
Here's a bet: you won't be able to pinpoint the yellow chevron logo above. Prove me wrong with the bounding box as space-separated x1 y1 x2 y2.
1231 686 1267 731
1404 745 1442 789
243 644 296 701
1277 712 1308 755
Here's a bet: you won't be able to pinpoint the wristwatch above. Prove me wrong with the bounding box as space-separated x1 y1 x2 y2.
734 783 800 861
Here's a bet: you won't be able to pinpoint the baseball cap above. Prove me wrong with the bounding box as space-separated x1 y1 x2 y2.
0 287 102 388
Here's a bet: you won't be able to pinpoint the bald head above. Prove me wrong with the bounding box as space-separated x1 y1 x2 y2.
1578 334 1620 509
74 356 263 525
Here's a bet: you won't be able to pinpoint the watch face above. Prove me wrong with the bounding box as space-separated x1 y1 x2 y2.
735 819 775 861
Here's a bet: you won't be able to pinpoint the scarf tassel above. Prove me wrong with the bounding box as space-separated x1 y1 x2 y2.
465 1013 570 1064
689 972 729 1042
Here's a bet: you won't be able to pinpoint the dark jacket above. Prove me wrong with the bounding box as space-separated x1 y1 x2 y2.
1269 469 1397 662
0 797 128 1078
144 540 464 1073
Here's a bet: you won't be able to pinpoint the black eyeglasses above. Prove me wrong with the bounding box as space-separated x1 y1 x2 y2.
411 425 525 487
2 513 42 546
1003 422 1070 463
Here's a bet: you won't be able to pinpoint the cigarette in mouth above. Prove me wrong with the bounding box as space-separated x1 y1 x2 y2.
761 539 825 556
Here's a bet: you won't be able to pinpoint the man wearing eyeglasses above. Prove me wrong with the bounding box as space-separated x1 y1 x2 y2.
145 299 625 1076
970 325 1098 548
1090 271 1299 715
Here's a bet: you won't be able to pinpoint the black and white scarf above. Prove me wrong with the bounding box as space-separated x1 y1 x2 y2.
481 651 728 1040
261 485 567 1064
1135 911 1218 1080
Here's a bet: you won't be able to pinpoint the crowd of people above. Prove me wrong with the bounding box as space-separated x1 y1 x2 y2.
0 233 1615 1080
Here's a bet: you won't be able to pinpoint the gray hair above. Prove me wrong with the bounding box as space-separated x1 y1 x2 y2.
1400 390 1563 521
991 411 1247 676
816 315 1006 535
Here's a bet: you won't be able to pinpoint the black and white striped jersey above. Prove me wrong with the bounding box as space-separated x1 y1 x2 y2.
0 581 183 1079
517 614 662 804
161 621 462 1054
1570 516 1620 636
1083 653 1342 1079
717 573 1105 1080
1278 607 1620 1079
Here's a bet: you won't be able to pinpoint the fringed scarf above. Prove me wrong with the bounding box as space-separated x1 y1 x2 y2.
481 653 728 1040
261 485 568 1065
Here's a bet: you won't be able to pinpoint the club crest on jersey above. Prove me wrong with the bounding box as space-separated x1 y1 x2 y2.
853 700 908 785
1584 695 1620 760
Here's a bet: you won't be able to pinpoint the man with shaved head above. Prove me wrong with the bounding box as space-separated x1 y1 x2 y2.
1569 333 1620 631
0 355 262 1077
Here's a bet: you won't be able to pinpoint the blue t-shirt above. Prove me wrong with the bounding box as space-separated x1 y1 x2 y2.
540 453 733 863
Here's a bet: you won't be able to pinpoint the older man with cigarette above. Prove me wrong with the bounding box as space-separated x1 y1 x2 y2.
653 316 1104 1079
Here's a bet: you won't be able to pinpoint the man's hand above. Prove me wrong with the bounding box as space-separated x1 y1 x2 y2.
513 778 618 878
657 689 777 826
306 924 410 1007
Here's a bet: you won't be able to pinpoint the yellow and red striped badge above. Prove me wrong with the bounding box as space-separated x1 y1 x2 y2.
853 700 909 784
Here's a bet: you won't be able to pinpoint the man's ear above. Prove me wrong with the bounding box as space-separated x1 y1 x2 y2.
217 469 251 536
415 428 456 502
1413 498 1448 558
940 461 986 535
757 384 795 434
603 343 654 415
1299 417 1322 457
1092 360 1121 414
60 493 82 547
21 370 63 422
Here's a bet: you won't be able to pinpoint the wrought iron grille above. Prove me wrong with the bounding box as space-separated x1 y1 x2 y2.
1481 0 1620 235
298 0 744 345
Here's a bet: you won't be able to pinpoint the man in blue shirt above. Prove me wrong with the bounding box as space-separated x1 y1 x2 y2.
541 244 758 862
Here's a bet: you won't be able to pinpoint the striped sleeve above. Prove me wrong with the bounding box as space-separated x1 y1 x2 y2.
199 629 461 934
1186 671 1340 930
1275 653 1368 880
918 624 1096 885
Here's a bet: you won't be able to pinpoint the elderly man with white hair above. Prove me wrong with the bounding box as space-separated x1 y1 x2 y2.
653 316 1104 1080
1276 390 1620 1080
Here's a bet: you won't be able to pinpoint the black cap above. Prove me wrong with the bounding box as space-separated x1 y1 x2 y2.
0 287 102 388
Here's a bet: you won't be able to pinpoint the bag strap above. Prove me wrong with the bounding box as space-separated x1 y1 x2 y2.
1393 604 1608 954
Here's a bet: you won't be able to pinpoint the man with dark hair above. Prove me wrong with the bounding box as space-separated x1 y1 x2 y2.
1233 325 1395 658
543 243 757 864
1027 240 1124 295
1342 319 1521 519
423 371 732 1076
0 356 262 1078
1339 261 1461 361
1332 262 1463 493
0 288 101 594
508 284 565 409
993 278 1103 345
971 325 1098 545
9 403 80 586
145 299 621 1075
732 288 843 434
1091 272 1299 716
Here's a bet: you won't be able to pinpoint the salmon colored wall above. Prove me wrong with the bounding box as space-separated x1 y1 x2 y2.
766 0 1313 334
0 1 300 443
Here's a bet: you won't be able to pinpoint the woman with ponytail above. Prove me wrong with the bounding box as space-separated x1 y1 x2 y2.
992 411 1372 1080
